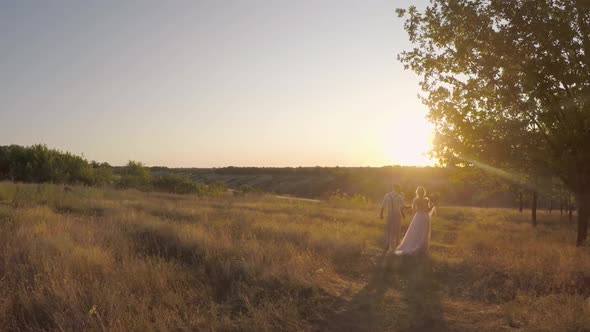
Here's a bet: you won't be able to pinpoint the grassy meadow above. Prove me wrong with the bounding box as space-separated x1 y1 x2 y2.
0 182 588 331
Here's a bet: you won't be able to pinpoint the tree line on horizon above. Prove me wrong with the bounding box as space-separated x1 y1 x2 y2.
0 143 579 226
156 163 576 216
0 144 112 186
0 144 224 195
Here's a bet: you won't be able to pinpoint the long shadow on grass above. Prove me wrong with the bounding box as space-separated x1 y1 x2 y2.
322 253 448 332
128 206 373 280
52 205 107 218
126 224 338 327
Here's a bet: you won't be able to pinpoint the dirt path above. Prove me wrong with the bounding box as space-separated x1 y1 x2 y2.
274 195 321 203
319 218 505 332
321 253 451 331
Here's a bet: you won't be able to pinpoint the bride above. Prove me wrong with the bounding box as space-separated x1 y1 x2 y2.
395 187 434 256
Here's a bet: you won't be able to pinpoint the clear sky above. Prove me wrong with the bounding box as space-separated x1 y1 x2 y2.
1 0 432 167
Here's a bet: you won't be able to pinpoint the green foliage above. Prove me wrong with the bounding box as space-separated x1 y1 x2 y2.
89 161 114 186
117 161 153 191
152 174 204 195
0 144 113 186
397 1 590 243
0 145 217 196
206 181 226 196
397 1 590 171
118 163 216 195
238 184 259 194
328 189 370 207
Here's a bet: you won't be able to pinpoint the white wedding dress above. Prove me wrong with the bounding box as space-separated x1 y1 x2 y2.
395 197 432 256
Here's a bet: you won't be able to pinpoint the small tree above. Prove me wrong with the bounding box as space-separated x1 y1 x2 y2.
153 174 201 194
118 161 152 190
90 162 114 186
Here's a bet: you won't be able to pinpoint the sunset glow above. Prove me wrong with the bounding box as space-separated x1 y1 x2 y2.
0 0 432 167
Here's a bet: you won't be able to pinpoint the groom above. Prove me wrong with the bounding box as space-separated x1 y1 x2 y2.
380 184 405 251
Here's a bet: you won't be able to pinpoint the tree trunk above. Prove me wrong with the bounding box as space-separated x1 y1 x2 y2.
576 192 589 246
575 0 590 70
531 191 538 227
519 192 523 213
560 199 564 215
569 204 574 223
549 199 553 214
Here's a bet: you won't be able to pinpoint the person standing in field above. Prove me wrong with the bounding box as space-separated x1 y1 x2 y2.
395 186 434 256
380 184 405 251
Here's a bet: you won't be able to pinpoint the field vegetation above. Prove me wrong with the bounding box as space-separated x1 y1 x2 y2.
0 144 576 216
0 182 588 331
0 145 224 196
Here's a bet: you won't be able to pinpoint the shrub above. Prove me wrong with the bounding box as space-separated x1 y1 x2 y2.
153 174 204 195
117 161 152 190
238 184 259 194
206 181 226 196
328 189 370 207
0 144 114 186
89 162 114 186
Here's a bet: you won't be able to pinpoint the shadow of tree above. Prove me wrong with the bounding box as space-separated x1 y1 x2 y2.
321 253 448 332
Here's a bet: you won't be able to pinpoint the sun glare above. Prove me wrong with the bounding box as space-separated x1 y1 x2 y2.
379 114 434 166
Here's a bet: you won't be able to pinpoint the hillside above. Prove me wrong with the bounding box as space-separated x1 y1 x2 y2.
0 182 587 331
0 143 554 209
151 166 530 208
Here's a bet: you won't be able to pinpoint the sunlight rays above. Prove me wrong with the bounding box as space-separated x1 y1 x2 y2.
459 156 535 190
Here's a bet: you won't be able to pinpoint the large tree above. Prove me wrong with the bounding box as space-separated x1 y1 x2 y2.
397 0 590 245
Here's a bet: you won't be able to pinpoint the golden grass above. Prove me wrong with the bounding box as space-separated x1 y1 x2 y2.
0 182 588 331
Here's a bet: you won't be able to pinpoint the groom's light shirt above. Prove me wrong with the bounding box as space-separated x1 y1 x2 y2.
381 191 404 219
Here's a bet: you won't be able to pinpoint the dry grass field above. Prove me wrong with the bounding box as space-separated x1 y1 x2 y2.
0 182 588 331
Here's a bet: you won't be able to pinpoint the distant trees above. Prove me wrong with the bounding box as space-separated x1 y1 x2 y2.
117 161 152 190
0 144 112 186
119 161 222 195
0 145 219 196
152 174 206 195
397 1 590 245
328 189 370 207
90 161 114 186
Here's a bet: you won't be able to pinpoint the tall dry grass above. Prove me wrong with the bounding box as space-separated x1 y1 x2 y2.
0 182 588 331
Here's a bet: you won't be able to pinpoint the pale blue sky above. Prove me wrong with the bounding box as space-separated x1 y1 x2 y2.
1 0 431 167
